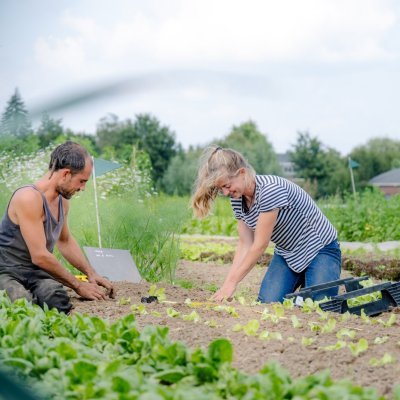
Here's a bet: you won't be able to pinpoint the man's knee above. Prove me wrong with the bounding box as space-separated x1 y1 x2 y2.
0 274 33 302
34 279 72 314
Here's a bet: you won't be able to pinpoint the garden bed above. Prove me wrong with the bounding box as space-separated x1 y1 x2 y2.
71 241 400 398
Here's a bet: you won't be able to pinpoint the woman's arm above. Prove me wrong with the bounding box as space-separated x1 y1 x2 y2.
212 209 278 301
225 219 254 276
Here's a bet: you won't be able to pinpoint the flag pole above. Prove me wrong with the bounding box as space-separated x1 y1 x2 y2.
92 156 102 248
348 157 356 197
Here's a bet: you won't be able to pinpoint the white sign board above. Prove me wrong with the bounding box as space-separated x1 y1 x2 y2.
84 247 142 283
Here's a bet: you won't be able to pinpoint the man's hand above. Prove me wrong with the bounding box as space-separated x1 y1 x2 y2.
88 273 115 299
211 281 237 302
75 281 109 300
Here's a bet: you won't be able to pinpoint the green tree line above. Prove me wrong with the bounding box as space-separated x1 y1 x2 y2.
1 88 400 198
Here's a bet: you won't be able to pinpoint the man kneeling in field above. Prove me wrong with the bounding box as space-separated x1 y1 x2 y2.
0 141 114 313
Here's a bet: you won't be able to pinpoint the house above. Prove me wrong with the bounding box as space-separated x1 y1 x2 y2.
277 152 296 179
369 168 400 197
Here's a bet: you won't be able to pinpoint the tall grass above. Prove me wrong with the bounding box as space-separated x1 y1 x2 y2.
0 146 191 282
68 189 190 282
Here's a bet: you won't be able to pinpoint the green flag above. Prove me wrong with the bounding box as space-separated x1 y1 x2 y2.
349 158 360 169
93 158 122 177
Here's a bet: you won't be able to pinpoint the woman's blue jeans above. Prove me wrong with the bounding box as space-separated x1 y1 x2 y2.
257 240 341 303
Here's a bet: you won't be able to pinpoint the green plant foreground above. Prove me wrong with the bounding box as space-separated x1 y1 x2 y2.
0 292 392 400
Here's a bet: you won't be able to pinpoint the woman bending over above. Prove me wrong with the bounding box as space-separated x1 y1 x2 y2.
191 146 341 303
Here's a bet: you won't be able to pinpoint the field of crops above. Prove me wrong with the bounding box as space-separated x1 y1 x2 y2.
2 235 400 399
1 150 400 399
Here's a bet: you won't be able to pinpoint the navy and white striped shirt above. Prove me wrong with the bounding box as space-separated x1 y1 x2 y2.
231 175 337 273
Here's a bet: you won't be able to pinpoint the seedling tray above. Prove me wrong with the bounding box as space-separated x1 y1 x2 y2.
285 277 369 303
286 277 400 316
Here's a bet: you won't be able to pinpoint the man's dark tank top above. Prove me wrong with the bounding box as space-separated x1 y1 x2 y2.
0 185 64 268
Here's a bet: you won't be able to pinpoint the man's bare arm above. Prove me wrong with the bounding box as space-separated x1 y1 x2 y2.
13 190 109 300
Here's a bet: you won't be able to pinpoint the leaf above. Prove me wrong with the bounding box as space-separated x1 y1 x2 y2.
360 309 372 324
301 337 315 346
259 331 282 341
69 360 98 382
291 315 302 329
182 311 201 323
242 319 260 336
166 308 180 318
112 376 132 393
282 298 294 309
205 319 221 328
322 340 347 351
232 323 243 332
153 368 186 384
308 321 321 332
131 304 148 315
150 311 161 317
272 304 285 318
377 314 397 327
369 353 396 367
117 297 131 306
321 318 337 333
374 336 389 345
208 338 233 364
349 338 368 357
336 328 356 339
148 285 166 302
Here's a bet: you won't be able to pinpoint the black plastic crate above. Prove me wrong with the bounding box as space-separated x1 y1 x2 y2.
285 277 400 316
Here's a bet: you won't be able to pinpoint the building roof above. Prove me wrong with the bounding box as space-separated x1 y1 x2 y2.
276 152 292 163
369 168 400 186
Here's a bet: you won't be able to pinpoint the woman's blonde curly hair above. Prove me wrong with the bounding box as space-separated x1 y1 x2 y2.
191 146 255 218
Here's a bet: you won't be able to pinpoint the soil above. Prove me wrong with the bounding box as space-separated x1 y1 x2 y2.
71 240 400 398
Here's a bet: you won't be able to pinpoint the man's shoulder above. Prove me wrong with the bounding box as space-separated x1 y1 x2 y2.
11 186 42 207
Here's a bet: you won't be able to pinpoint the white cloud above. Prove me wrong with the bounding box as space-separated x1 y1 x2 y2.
33 0 397 79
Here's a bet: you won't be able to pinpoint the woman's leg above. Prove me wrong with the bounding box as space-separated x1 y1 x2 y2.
258 253 303 303
304 240 342 300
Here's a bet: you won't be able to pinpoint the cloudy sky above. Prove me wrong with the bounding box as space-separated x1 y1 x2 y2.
1 0 399 154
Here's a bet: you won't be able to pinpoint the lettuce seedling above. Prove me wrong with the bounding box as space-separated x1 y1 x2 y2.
291 315 302 329
322 340 347 351
374 336 389 345
130 304 148 315
166 308 180 318
182 311 201 323
336 328 356 339
259 330 282 341
349 338 368 356
301 337 315 346
369 353 396 367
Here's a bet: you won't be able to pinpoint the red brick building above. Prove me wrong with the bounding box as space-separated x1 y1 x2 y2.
369 168 400 197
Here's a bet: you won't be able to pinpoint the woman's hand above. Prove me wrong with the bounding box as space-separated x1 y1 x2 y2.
211 281 237 302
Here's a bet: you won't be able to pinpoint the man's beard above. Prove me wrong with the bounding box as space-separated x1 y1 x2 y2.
56 185 75 199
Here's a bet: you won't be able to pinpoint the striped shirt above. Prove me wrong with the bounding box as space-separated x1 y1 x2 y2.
231 175 337 273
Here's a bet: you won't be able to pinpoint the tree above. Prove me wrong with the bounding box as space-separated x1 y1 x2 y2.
96 113 178 185
289 132 348 198
132 114 178 185
220 121 281 175
349 137 400 188
161 146 203 195
0 88 32 138
36 112 64 147
96 114 135 151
